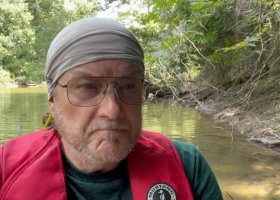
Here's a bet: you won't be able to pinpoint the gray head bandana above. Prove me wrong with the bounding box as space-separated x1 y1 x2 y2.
45 17 144 99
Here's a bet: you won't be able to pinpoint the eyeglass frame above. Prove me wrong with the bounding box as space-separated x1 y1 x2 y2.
55 76 146 107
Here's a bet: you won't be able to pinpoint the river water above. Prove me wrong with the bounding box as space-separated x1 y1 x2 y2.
0 87 279 200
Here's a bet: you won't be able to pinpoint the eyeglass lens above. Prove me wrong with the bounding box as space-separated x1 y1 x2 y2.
66 77 144 106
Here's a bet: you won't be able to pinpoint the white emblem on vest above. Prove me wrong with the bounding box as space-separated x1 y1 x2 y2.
147 183 176 200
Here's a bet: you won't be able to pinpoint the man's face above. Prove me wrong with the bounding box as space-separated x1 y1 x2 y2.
49 60 143 169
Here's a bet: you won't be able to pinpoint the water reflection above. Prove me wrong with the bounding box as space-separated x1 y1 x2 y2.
143 101 280 200
142 100 197 141
0 88 279 199
0 88 48 143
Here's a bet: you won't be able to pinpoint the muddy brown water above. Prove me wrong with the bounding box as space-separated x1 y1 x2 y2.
0 88 279 199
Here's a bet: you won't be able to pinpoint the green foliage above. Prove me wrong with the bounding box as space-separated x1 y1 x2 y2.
263 80 278 93
26 0 101 82
115 0 280 96
0 67 12 83
0 1 35 79
0 0 101 83
2 0 280 96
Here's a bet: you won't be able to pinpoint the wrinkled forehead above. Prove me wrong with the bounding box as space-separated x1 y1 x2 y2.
59 60 144 81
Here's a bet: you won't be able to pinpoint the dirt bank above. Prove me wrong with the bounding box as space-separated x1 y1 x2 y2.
174 79 280 151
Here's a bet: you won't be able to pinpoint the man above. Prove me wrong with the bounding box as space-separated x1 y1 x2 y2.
0 17 223 200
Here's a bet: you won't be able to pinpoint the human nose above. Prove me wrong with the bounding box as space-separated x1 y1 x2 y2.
102 82 121 102
98 83 123 118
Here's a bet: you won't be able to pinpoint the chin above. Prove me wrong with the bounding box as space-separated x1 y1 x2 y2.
92 141 134 164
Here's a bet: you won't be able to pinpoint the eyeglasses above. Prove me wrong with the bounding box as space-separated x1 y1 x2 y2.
57 77 145 107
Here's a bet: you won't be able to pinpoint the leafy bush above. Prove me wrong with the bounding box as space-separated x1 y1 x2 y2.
0 67 12 83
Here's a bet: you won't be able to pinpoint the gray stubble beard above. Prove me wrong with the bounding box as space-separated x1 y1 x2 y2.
52 103 141 168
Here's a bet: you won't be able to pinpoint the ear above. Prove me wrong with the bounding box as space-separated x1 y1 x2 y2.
48 96 55 118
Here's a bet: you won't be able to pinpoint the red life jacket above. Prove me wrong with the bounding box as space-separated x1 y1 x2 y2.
0 129 193 200
128 130 193 200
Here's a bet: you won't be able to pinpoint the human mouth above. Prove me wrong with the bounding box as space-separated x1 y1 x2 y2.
87 121 129 134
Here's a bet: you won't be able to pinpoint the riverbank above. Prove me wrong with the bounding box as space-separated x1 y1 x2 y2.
175 78 280 151
0 82 47 88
